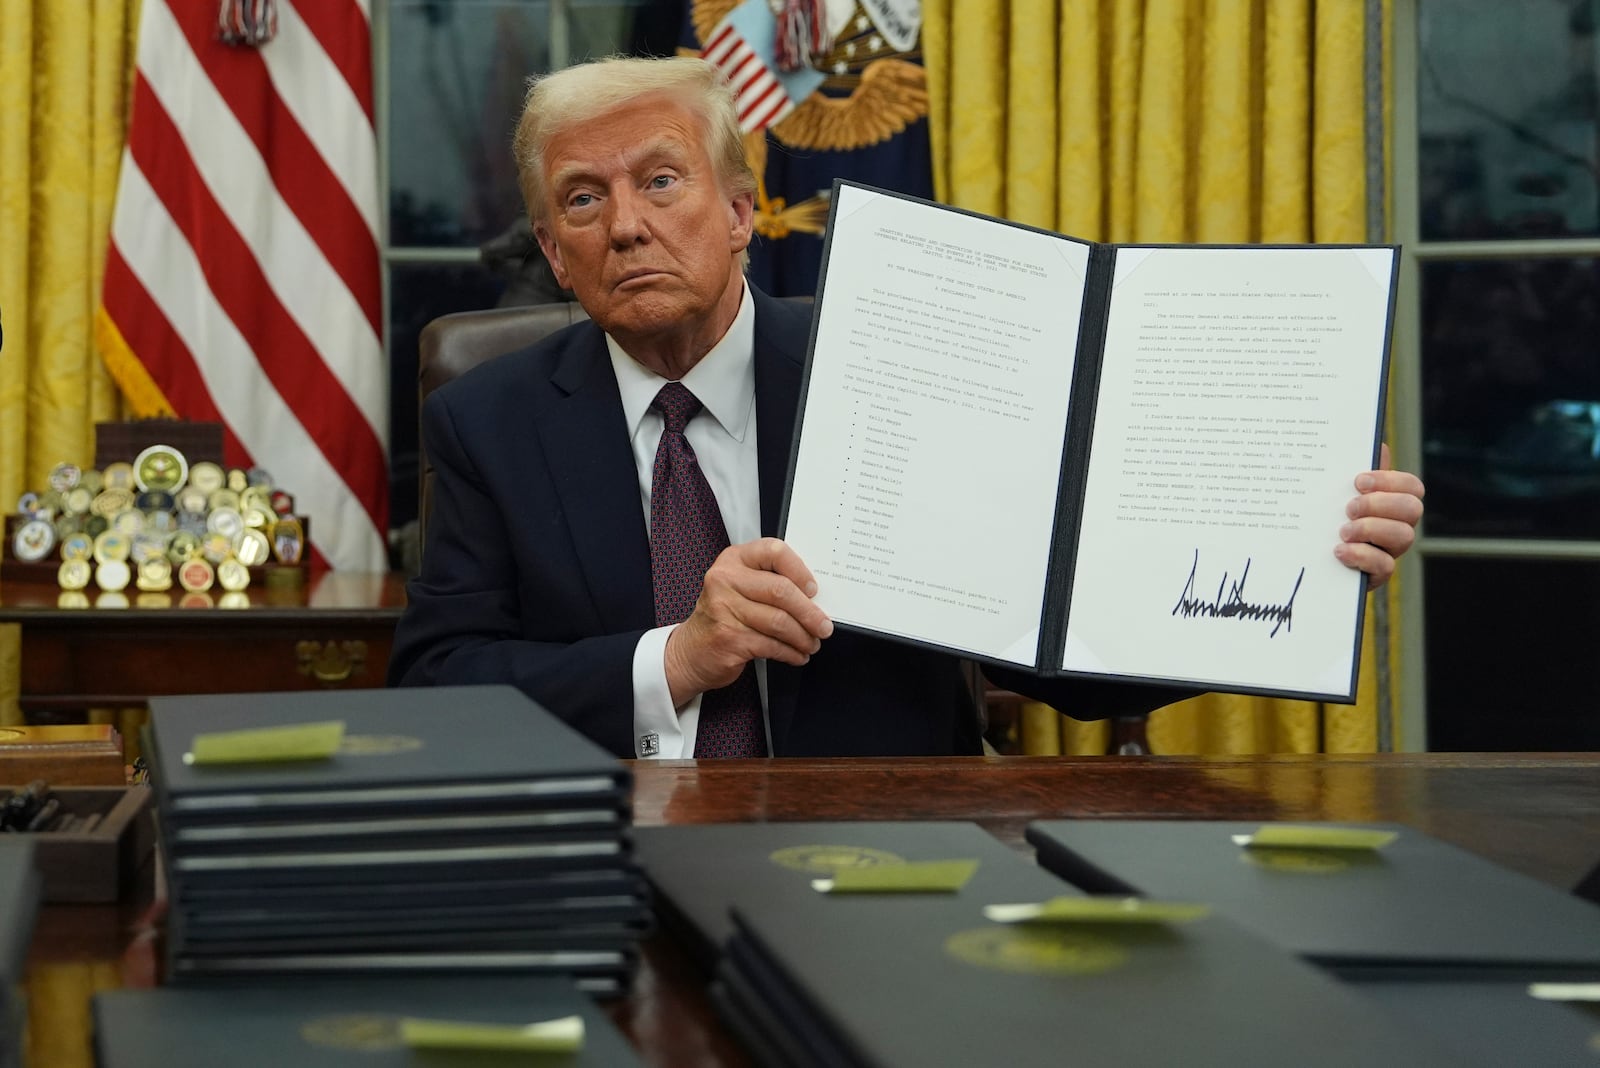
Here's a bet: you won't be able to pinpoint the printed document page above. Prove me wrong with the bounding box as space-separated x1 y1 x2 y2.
783 185 1089 665
1061 246 1394 696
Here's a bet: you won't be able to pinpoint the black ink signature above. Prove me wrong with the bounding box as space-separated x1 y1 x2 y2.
1172 550 1304 638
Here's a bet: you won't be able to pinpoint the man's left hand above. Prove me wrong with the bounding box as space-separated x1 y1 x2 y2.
1336 443 1424 590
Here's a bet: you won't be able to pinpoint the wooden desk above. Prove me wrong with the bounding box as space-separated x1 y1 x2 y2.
0 571 406 720
23 753 1600 1068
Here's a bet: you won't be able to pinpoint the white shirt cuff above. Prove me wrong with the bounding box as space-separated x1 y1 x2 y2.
632 624 698 758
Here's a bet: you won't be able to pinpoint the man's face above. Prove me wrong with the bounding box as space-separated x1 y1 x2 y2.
533 93 754 358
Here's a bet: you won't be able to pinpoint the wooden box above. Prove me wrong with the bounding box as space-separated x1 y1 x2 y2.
3 785 155 903
93 420 224 469
0 724 125 785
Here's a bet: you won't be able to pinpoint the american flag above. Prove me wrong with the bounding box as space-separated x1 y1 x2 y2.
701 0 824 135
97 0 387 572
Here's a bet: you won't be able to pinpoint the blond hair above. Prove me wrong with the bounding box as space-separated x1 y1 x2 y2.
513 56 756 227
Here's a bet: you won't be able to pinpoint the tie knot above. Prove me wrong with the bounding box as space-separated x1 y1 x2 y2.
652 381 703 435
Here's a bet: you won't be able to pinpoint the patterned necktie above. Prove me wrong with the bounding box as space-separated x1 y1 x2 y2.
650 382 765 757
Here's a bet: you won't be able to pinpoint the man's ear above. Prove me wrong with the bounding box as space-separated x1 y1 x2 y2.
728 191 755 254
533 223 572 290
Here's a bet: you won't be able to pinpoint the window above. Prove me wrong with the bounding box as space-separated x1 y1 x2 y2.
1396 0 1600 749
375 0 679 555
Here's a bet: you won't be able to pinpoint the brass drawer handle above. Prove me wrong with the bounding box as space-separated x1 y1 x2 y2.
295 640 367 684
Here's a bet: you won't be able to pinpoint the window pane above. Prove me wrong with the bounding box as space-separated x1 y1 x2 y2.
1424 557 1600 751
387 0 672 249
388 261 506 537
1417 0 1600 240
1420 257 1600 538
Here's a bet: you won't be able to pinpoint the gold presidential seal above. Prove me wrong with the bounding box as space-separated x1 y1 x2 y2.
769 844 906 874
299 1013 403 1051
944 927 1130 977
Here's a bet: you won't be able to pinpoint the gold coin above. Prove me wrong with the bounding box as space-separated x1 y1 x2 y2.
92 488 133 518
168 530 203 564
95 558 131 592
233 527 271 566
63 486 94 515
57 558 92 591
207 506 244 539
112 509 146 536
217 558 251 592
226 468 248 492
59 533 93 561
92 530 132 564
102 462 135 491
47 462 81 493
188 461 225 495
136 558 173 592
134 444 189 493
178 558 215 592
207 488 241 512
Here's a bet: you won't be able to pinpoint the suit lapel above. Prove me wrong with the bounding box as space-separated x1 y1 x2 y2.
752 290 811 754
537 326 655 633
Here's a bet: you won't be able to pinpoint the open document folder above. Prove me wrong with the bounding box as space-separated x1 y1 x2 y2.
780 181 1398 702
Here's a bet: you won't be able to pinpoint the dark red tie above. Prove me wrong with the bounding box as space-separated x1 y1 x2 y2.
650 382 765 758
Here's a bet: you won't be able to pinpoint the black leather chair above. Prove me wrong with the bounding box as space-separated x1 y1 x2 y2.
415 301 590 535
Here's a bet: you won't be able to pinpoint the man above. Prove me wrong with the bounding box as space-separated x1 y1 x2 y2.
388 56 1425 759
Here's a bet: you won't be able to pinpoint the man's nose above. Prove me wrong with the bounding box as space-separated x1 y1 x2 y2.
606 186 649 248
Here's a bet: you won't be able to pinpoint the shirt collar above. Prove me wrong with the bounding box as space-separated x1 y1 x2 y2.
607 283 756 442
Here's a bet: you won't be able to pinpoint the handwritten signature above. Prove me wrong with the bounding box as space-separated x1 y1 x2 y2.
1172 550 1304 638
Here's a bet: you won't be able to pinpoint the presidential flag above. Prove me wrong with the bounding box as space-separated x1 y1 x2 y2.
97 0 387 571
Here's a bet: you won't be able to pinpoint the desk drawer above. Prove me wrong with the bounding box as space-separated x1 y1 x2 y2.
19 621 395 706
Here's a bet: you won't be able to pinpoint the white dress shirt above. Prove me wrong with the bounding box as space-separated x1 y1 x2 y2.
607 284 766 758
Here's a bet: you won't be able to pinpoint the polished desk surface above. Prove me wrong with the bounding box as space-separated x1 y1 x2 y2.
25 753 1600 1068
0 571 406 716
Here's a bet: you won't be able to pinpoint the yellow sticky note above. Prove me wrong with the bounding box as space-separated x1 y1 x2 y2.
1233 825 1398 851
983 896 1211 925
185 720 346 765
398 1014 585 1052
1528 983 1600 1003
812 859 979 893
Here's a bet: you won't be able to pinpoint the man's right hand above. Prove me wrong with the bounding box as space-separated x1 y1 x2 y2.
663 537 833 708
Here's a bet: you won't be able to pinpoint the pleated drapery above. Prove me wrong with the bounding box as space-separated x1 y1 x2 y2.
0 0 141 728
924 0 1401 754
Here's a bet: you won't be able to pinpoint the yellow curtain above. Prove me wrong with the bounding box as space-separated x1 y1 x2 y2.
926 0 1401 755
0 0 140 728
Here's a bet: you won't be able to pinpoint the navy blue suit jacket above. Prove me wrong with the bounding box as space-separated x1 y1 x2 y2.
389 288 1182 757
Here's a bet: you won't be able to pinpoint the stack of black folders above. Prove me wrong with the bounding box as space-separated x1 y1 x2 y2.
634 820 1466 1067
0 840 41 1068
1026 819 1600 1067
143 685 647 995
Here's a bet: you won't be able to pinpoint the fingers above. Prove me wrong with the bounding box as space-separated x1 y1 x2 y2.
1337 447 1426 590
664 538 832 703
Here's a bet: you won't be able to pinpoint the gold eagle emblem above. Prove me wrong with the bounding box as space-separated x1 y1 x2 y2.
688 0 929 239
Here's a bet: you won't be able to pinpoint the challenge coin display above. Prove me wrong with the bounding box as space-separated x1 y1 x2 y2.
9 443 310 594
134 444 189 493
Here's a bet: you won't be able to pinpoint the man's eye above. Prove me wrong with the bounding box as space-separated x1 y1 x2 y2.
649 175 675 189
569 192 594 208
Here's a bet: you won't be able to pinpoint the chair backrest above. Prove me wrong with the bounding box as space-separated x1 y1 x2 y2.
416 302 590 533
